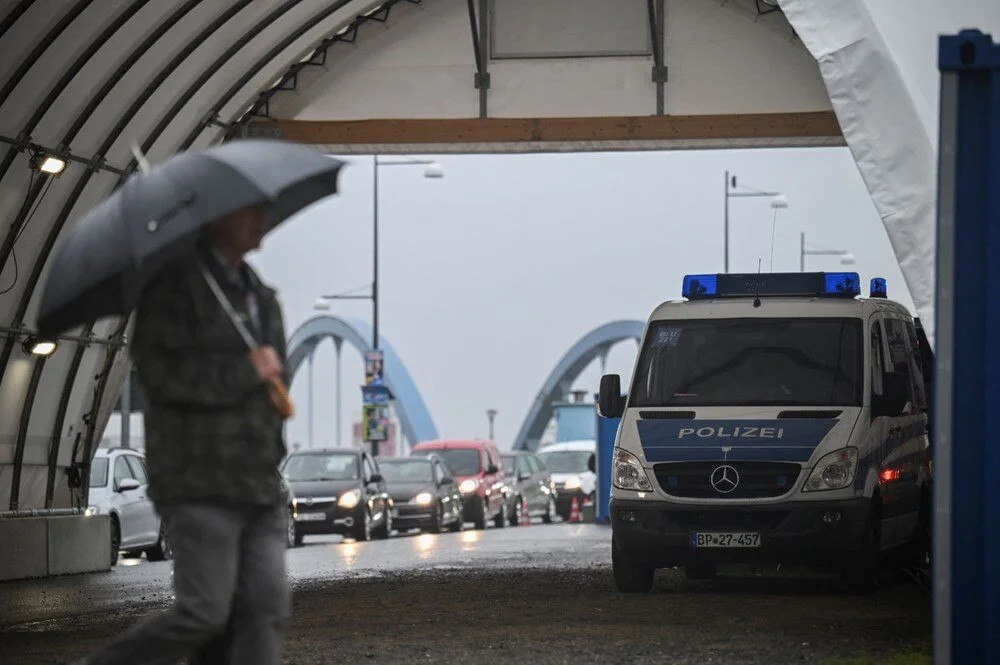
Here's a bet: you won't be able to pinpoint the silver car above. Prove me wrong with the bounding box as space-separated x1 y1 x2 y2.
87 448 171 566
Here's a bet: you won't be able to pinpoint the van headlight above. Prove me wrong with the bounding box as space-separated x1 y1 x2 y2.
563 476 582 490
803 448 859 492
338 490 361 509
613 449 652 492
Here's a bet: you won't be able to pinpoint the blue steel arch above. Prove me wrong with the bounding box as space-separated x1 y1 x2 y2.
286 315 438 445
513 320 645 451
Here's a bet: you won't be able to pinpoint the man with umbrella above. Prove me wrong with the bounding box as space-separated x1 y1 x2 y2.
39 141 343 665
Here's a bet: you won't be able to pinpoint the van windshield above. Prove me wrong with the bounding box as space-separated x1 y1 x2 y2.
630 318 863 407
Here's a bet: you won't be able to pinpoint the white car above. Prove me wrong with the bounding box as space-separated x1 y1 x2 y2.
87 448 171 566
537 440 597 520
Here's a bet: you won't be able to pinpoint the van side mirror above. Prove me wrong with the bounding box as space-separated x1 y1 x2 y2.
598 374 626 418
587 454 596 474
874 371 909 417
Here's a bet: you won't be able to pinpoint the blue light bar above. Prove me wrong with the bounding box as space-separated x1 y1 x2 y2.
870 277 887 298
682 272 861 300
682 274 717 299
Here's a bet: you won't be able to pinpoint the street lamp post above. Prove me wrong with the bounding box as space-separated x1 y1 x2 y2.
724 171 786 273
799 232 856 272
486 409 497 440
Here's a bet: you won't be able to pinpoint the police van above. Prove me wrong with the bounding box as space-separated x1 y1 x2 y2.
598 272 931 593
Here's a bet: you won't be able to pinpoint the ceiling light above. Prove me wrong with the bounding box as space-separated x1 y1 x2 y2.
29 151 67 175
23 337 57 356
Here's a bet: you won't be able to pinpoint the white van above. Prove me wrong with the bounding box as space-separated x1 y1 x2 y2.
598 273 931 593
537 440 597 519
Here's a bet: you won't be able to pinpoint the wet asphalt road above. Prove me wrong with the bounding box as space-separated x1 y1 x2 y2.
0 522 931 664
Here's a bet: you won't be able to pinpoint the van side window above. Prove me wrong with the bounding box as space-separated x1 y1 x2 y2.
884 318 918 410
871 320 886 399
903 320 929 412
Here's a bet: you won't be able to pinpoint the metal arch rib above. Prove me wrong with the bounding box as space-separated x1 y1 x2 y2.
0 0 35 44
0 0 93 108
286 315 438 445
512 320 644 451
179 0 356 151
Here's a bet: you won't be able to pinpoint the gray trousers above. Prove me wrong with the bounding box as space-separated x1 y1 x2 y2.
88 502 290 665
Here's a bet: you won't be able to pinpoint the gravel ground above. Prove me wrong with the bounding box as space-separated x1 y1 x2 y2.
1 565 930 664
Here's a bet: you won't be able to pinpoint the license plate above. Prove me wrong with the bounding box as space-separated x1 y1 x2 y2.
295 512 326 522
690 532 760 548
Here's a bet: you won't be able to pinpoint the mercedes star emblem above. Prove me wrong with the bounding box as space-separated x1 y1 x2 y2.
710 465 740 494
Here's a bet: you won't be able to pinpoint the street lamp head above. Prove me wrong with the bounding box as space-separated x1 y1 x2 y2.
313 298 331 311
423 162 444 178
840 253 857 266
769 194 789 209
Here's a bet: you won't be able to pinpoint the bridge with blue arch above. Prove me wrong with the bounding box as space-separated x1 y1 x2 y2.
286 316 644 452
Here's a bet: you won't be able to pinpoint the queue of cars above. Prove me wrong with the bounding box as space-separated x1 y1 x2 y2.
283 438 573 546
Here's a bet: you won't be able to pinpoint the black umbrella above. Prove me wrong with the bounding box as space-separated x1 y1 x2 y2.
37 139 344 336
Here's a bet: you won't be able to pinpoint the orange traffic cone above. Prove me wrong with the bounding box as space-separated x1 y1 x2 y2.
520 497 531 527
568 496 581 523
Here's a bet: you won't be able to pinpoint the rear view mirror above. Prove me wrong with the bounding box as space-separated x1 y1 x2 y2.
875 371 909 417
598 374 626 418
439 476 454 486
487 464 499 475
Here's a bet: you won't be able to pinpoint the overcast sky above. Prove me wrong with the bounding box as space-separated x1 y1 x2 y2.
252 0 999 452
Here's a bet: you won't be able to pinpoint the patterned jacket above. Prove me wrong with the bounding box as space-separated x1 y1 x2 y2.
131 243 287 507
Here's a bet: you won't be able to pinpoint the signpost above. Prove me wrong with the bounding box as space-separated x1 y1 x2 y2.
362 351 390 454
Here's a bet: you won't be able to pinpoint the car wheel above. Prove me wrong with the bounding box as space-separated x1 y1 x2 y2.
845 505 881 594
448 504 464 532
492 499 506 528
109 516 120 568
683 563 717 580
612 536 654 593
472 498 487 530
509 496 524 527
352 508 372 542
374 508 392 540
146 522 174 562
426 503 442 533
542 496 556 524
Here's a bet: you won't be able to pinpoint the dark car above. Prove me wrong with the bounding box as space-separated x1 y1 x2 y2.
380 456 463 533
501 451 557 526
283 448 392 546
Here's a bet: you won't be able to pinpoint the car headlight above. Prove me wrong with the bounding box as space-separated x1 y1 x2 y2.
84 506 99 516
613 449 652 491
413 492 434 506
803 448 858 492
459 479 478 494
563 476 582 490
338 490 361 509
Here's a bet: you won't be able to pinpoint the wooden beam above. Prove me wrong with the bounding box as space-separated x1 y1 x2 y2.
245 111 841 147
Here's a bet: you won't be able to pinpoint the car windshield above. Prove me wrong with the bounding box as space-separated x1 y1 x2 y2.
380 460 434 483
630 318 863 407
418 449 481 476
282 453 359 482
538 451 592 474
89 458 109 488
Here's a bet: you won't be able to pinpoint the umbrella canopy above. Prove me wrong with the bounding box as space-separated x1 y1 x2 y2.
37 140 344 336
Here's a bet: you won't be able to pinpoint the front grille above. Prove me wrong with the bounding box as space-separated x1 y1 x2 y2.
664 510 790 530
653 461 802 499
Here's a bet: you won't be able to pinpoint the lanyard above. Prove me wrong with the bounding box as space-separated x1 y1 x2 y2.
198 260 259 349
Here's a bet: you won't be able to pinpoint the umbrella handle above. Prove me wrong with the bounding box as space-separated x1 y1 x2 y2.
267 377 294 419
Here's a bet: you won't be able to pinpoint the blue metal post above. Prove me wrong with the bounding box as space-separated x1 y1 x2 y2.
935 30 1000 665
595 410 620 524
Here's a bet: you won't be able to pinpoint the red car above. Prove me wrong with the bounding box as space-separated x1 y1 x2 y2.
411 439 506 530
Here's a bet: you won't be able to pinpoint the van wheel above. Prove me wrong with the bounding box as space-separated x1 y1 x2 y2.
845 506 881 594
492 500 506 528
684 563 717 580
542 497 556 524
612 536 654 593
